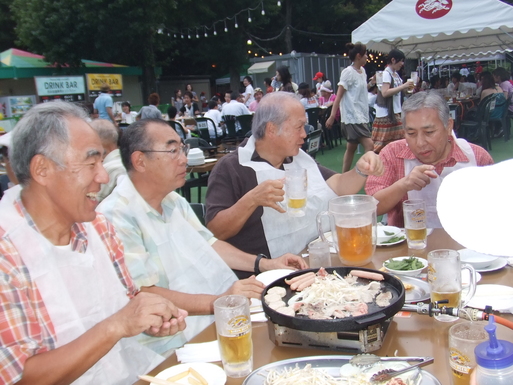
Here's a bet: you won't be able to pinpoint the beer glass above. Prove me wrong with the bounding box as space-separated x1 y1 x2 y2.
403 200 427 249
449 321 488 385
214 295 253 377
375 71 384 90
317 195 377 266
427 249 477 322
308 240 331 269
284 168 307 217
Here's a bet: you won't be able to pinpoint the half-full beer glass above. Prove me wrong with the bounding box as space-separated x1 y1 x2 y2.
285 168 307 217
214 295 253 377
428 249 476 322
317 195 377 266
403 199 427 249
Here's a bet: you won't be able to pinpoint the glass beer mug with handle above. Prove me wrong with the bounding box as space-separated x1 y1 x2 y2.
316 195 378 266
427 249 477 322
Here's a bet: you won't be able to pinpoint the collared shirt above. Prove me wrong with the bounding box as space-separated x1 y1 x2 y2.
0 196 137 384
98 177 217 289
365 139 494 227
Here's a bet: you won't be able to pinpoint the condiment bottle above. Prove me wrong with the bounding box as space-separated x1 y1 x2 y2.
474 315 513 384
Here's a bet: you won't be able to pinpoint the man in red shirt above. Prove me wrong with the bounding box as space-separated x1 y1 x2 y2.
365 91 493 228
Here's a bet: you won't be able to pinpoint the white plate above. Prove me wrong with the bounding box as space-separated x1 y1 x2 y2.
458 248 500 270
377 230 406 246
153 362 226 385
204 158 217 163
473 257 508 273
466 284 513 312
251 269 295 314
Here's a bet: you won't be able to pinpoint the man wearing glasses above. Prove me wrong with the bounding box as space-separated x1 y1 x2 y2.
98 119 307 350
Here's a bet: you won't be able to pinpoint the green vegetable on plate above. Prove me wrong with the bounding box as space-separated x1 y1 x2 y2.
381 234 405 244
385 256 425 271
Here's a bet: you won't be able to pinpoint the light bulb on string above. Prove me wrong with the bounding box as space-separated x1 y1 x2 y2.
214 26 217 35
181 34 184 39
261 3 265 15
188 29 191 39
277 1 281 6
173 33 177 38
248 10 252 22
204 27 208 37
224 20 228 32
235 16 238 28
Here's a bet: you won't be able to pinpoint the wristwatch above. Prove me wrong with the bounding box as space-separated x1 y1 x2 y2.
254 253 270 275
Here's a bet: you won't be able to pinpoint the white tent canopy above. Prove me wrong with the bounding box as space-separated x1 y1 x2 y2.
352 0 513 61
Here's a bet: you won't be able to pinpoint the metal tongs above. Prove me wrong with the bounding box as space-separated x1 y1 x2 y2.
368 357 434 383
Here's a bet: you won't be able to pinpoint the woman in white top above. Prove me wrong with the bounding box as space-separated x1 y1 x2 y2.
243 76 255 107
326 42 375 172
372 49 413 153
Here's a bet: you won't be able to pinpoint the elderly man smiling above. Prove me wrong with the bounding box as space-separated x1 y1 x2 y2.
0 102 186 385
365 90 493 228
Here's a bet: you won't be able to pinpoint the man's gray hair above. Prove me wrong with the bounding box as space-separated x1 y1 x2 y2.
90 119 118 145
252 91 301 140
119 119 163 172
11 101 89 186
401 90 450 128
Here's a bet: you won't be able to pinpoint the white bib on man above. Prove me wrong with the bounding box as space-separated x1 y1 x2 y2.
238 136 337 257
0 186 163 384
99 176 238 344
405 138 477 228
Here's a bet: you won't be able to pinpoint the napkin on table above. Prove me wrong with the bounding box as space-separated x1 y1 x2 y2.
176 340 221 363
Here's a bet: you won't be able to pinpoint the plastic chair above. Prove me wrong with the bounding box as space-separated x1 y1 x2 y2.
301 129 323 159
236 115 253 138
222 115 238 146
459 94 495 150
168 120 187 141
195 116 219 145
487 93 508 150
306 107 321 128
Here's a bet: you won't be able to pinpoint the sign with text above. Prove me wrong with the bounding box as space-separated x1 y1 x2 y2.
34 76 86 100
86 73 123 98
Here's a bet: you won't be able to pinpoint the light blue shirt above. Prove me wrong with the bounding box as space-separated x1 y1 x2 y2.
93 93 114 121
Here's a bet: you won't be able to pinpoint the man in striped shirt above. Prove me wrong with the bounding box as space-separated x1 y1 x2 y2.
0 102 186 385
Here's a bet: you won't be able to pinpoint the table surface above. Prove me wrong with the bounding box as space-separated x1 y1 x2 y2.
134 228 513 385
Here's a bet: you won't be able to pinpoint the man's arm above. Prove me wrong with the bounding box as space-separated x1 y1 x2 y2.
326 151 384 196
207 179 285 240
12 292 184 385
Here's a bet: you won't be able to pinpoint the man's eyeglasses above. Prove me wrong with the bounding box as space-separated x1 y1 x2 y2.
139 143 190 159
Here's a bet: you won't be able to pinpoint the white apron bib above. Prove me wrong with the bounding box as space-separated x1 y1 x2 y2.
405 138 477 228
119 178 238 342
239 136 337 257
0 186 163 385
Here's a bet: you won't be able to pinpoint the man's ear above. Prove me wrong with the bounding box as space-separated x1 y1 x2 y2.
266 122 278 137
446 118 454 135
131 151 146 172
29 154 53 186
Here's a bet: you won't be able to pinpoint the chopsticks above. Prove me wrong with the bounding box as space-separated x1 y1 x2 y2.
138 374 181 385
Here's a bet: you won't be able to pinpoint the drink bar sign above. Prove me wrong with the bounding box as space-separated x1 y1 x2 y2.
34 76 86 103
86 74 123 98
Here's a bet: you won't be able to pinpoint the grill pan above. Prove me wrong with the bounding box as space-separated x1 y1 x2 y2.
262 267 405 333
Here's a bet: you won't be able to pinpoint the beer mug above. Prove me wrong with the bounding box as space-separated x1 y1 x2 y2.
213 295 253 377
316 195 377 266
427 249 477 322
284 168 307 217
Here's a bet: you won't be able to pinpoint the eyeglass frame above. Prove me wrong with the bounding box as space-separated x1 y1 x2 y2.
138 143 190 159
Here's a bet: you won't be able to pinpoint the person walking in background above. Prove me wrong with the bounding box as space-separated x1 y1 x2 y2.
136 93 162 120
243 76 255 107
372 48 413 153
93 83 116 123
326 42 374 173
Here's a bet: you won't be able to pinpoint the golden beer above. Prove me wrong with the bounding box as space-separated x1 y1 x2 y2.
406 227 427 241
288 197 306 209
336 223 373 265
431 290 461 308
451 369 470 385
218 332 252 365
